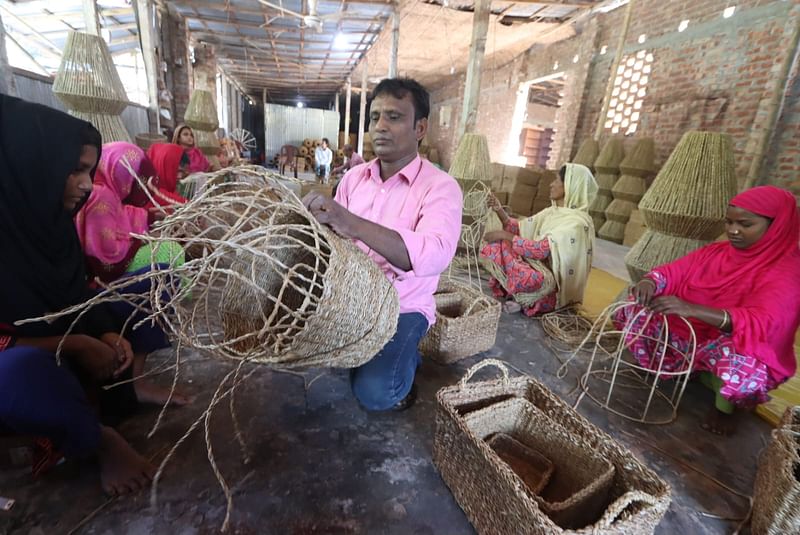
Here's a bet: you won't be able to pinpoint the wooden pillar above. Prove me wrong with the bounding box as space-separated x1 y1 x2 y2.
83 0 102 36
388 9 400 78
133 0 160 133
334 90 340 114
344 77 352 147
357 63 368 155
595 0 634 140
457 0 490 138
0 12 17 97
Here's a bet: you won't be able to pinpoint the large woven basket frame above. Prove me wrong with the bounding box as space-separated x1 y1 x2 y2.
434 359 671 534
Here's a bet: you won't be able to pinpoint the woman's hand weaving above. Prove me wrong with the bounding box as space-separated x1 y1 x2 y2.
649 295 696 318
483 230 514 243
631 279 656 305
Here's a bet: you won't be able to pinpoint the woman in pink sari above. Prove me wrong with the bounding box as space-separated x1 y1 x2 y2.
618 186 800 435
172 124 210 174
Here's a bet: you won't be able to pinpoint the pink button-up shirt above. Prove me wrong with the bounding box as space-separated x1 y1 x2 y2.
334 155 463 326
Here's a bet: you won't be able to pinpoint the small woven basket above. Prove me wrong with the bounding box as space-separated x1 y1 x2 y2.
433 359 671 534
751 406 800 534
419 281 501 364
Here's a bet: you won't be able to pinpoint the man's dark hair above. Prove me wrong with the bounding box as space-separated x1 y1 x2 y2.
559 165 567 180
322 137 329 145
372 78 430 122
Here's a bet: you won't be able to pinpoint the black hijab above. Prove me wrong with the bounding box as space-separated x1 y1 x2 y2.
0 95 102 336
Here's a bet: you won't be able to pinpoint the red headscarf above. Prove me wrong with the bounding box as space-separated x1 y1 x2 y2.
654 186 800 380
142 143 187 207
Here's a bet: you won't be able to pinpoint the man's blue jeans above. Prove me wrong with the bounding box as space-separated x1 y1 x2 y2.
350 313 428 411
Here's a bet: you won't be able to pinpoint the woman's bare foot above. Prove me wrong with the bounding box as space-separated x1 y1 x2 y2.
503 300 521 314
98 426 155 496
701 407 738 436
134 380 192 406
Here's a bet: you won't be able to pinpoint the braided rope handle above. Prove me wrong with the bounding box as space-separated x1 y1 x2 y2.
462 293 493 316
459 358 511 388
596 490 660 527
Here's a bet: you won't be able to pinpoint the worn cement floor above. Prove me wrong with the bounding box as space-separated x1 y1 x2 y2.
0 299 769 534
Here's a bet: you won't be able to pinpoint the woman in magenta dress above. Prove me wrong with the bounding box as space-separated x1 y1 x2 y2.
620 186 800 435
172 124 210 174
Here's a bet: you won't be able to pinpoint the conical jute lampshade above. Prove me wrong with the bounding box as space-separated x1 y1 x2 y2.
571 138 600 171
184 89 220 156
588 137 625 233
449 133 493 188
624 131 737 281
53 31 131 143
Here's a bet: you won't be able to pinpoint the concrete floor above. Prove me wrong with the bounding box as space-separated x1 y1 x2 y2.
0 296 769 534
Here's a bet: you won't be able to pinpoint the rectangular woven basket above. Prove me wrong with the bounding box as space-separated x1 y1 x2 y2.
433 359 671 534
752 406 800 534
419 282 501 364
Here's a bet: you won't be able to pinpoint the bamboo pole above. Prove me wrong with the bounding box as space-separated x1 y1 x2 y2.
389 7 400 78
344 77 352 149
457 0 490 139
0 12 18 97
358 62 368 155
594 0 635 140
83 0 102 36
744 9 800 188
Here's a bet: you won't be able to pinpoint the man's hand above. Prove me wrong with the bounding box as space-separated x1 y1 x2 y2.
302 191 360 239
483 230 514 243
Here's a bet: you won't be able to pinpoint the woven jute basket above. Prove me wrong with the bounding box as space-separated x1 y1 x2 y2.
142 177 399 368
624 229 708 282
593 138 625 175
752 406 800 534
450 133 493 183
572 139 600 171
184 90 219 132
419 281 500 364
70 110 132 144
53 31 129 114
637 131 736 240
434 359 671 534
464 398 617 529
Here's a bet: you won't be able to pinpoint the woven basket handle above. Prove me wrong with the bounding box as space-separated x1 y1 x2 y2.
596 490 659 527
459 358 511 388
463 294 492 316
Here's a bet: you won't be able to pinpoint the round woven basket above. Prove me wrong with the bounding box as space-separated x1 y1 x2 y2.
299 146 309 157
70 110 132 143
184 90 219 132
53 31 129 114
135 132 168 150
637 132 736 240
624 229 709 282
593 138 625 175
143 178 399 368
572 138 600 170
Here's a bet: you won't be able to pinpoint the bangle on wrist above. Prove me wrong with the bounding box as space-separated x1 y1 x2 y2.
718 309 730 330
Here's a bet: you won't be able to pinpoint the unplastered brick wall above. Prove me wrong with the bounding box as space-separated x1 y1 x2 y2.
161 11 192 125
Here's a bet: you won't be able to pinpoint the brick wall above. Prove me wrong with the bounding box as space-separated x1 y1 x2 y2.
161 10 192 125
428 0 800 199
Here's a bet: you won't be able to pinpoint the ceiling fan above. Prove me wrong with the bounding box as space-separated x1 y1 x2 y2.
256 0 346 33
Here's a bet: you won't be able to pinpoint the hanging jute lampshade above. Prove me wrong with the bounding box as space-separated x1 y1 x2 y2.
194 129 221 157
184 90 219 132
588 137 625 234
571 138 600 171
52 31 131 143
599 138 655 244
624 131 737 281
449 133 493 188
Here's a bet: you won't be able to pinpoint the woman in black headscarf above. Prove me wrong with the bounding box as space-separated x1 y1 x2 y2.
0 95 160 495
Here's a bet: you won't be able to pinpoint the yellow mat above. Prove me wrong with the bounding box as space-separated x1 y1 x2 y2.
578 267 800 427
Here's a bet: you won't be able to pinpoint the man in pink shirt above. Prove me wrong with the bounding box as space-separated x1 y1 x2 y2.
303 78 462 411
331 144 365 177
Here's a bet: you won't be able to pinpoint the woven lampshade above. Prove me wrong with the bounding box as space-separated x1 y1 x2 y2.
70 110 132 144
194 129 220 156
53 31 129 114
593 137 625 174
619 137 656 177
184 90 219 131
625 230 708 282
588 192 611 231
449 133 493 183
597 220 626 244
637 131 736 240
623 209 646 247
572 138 600 170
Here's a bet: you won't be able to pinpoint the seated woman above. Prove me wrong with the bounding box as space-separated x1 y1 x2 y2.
172 124 210 174
0 96 186 495
480 163 598 316
620 186 800 435
141 142 190 207
75 141 185 285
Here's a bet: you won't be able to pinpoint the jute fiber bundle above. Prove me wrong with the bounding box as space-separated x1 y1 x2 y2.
752 406 800 534
449 133 493 183
624 132 736 281
433 359 671 534
53 31 131 143
625 229 708 281
419 280 500 363
572 138 600 171
184 90 219 132
593 138 625 175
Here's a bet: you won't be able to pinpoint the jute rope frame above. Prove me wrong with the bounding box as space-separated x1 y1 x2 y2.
17 173 399 531
557 302 697 425
447 181 492 291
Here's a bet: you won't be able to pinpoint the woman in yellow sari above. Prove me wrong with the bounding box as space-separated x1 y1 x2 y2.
480 163 598 315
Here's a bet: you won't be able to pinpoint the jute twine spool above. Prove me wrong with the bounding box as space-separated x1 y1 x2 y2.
184 90 219 132
752 406 800 534
449 133 493 183
298 146 309 157
572 138 600 171
303 138 314 148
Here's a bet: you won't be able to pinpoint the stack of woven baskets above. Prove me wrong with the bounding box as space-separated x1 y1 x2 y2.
588 138 625 233
598 138 656 244
571 138 600 172
624 131 736 281
419 281 501 364
53 31 131 143
434 359 671 534
184 89 220 159
752 406 800 534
